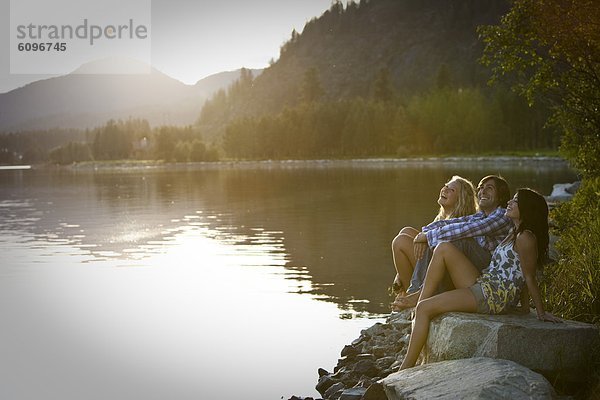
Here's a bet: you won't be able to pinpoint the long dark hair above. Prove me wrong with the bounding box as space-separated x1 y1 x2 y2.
515 188 549 265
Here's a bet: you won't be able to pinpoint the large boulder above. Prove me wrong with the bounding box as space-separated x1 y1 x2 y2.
381 357 556 399
545 181 580 203
425 311 599 384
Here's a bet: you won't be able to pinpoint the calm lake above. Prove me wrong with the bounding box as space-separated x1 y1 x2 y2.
0 159 578 400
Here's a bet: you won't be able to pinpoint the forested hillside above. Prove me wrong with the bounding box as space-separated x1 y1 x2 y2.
199 0 559 159
0 68 257 165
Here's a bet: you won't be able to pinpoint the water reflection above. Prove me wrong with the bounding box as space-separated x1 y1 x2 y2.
0 160 579 317
0 188 371 399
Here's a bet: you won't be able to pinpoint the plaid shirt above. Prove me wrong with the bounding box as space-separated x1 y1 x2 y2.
422 207 512 252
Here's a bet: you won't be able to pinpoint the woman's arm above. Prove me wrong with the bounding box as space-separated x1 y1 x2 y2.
413 232 429 260
516 232 561 322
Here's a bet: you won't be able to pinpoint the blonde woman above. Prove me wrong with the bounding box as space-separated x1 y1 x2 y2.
391 176 477 297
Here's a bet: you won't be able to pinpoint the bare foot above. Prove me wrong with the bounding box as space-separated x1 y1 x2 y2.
391 291 420 311
392 274 405 295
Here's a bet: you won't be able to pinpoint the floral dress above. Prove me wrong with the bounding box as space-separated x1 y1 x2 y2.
477 240 525 314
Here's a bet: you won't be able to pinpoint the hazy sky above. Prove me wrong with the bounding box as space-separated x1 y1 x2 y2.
0 0 337 93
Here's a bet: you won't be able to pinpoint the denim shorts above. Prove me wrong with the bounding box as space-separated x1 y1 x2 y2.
469 282 491 314
408 238 492 294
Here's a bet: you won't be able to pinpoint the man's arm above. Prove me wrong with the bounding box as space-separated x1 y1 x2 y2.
424 208 511 248
421 213 478 232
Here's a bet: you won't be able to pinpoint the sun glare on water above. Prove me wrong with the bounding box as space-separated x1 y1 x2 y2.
0 204 370 399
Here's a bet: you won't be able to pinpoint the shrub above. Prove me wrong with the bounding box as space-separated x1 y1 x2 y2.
544 178 600 324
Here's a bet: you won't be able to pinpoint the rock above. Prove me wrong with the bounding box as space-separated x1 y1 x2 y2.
361 382 388 400
361 323 391 338
387 310 413 326
381 357 556 399
341 345 359 358
354 376 375 388
545 181 580 203
339 387 367 400
356 353 376 361
353 359 379 377
426 311 599 384
287 397 317 400
313 308 415 399
550 183 574 197
324 382 346 399
336 356 353 369
371 345 387 357
399 333 410 345
565 181 580 194
313 298 596 399
375 356 396 371
316 374 337 395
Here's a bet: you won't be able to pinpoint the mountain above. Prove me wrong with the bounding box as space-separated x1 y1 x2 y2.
198 0 510 129
0 58 261 132
192 69 262 98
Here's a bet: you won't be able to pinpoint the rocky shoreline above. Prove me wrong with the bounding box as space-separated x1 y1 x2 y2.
287 306 598 400
285 310 413 400
313 310 414 400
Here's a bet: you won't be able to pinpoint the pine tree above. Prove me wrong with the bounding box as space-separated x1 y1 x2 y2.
300 67 324 103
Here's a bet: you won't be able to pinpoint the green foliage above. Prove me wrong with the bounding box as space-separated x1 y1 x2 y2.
153 125 213 162
198 89 227 126
300 67 325 103
173 141 191 162
223 101 370 159
196 1 560 158
154 127 177 161
479 0 600 178
222 86 557 160
198 0 509 136
545 178 600 324
196 69 256 139
189 139 208 162
402 88 499 153
228 68 254 99
169 138 218 163
372 68 394 102
92 120 133 160
49 142 93 165
435 64 452 90
0 128 89 165
400 87 557 153
480 0 600 326
0 118 216 165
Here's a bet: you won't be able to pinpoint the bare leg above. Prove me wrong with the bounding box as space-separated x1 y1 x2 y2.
420 242 480 301
400 288 477 369
391 227 419 291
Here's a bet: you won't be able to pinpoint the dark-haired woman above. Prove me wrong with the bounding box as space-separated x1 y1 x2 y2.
400 188 561 370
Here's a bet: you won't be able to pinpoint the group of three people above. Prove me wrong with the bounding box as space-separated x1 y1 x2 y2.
389 175 560 370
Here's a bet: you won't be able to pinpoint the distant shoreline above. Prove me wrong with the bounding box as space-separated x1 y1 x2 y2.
28 155 572 172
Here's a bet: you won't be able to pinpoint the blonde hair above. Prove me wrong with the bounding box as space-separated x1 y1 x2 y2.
433 175 477 221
